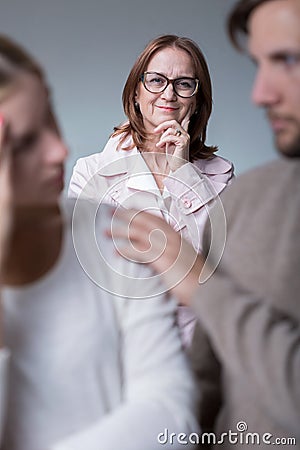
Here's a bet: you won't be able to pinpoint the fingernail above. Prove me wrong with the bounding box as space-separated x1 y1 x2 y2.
0 114 4 127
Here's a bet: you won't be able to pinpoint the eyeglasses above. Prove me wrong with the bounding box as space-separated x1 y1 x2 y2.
140 71 199 98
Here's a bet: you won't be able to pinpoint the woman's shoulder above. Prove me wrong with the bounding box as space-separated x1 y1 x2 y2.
75 133 136 172
193 154 234 175
78 134 121 165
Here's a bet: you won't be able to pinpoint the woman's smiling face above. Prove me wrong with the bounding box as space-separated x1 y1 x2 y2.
135 47 197 133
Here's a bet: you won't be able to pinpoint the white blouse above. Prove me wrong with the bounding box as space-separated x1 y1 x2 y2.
1 200 199 450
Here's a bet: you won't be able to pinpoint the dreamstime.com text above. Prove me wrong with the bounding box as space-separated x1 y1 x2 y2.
157 422 297 446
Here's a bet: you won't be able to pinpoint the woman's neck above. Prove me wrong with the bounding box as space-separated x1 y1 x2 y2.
141 131 160 153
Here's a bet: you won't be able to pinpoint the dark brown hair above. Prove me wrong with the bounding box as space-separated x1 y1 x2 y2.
112 34 217 161
228 0 277 49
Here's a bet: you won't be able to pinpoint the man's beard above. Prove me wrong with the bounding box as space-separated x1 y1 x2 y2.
275 132 300 158
268 112 300 157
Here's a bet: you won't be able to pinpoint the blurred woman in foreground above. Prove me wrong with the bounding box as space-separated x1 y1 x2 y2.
0 35 199 450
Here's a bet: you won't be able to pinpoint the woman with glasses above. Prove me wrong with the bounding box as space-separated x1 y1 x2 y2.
68 35 234 347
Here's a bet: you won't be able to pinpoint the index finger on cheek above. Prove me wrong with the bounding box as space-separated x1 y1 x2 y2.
181 108 193 131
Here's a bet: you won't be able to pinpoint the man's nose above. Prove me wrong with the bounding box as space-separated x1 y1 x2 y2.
251 67 280 107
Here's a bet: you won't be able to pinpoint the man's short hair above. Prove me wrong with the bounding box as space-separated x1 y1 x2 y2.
228 0 277 49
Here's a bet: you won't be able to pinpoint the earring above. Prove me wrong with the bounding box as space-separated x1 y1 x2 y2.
134 101 140 112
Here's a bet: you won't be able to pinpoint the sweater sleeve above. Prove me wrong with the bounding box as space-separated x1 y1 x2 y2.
193 271 300 437
0 349 10 443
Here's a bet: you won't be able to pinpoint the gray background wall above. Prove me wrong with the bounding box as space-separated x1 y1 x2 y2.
1 0 275 186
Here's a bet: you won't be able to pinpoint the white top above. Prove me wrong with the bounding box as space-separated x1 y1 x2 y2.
1 200 199 450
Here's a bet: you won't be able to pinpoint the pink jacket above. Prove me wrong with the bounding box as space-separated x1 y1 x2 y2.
68 134 234 347
69 134 234 252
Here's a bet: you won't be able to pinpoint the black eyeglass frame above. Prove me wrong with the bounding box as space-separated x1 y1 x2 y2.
140 71 199 98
